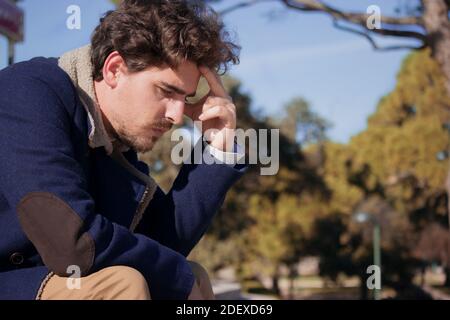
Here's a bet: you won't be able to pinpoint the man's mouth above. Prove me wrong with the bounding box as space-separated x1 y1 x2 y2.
151 127 169 136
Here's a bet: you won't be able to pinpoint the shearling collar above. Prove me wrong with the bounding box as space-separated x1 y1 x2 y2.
58 45 129 155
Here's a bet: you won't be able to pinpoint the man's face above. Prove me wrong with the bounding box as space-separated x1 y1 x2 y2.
102 59 201 153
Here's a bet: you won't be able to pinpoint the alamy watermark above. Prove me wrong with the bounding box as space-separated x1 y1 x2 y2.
66 5 81 30
366 264 381 290
170 121 280 176
366 5 381 30
66 265 81 290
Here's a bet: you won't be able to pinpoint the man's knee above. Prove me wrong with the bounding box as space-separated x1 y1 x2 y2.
188 261 210 283
40 265 151 300
188 261 215 300
102 266 151 300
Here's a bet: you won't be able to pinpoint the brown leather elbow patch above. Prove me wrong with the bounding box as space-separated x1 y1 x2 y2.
17 192 95 276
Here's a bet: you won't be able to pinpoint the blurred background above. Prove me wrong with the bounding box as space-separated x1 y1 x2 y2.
2 0 450 300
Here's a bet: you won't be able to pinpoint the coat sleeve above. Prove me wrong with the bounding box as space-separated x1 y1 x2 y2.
135 140 248 257
0 73 195 300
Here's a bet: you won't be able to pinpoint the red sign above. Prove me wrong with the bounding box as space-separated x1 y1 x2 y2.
0 0 23 42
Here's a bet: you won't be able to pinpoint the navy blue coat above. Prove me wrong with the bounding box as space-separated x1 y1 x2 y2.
0 57 246 300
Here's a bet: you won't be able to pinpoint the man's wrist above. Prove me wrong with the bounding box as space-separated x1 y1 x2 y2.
205 129 236 152
203 138 245 166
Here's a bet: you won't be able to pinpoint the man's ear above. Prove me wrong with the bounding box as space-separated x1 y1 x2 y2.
102 51 128 89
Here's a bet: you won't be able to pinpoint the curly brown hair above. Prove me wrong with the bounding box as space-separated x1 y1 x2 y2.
91 0 240 81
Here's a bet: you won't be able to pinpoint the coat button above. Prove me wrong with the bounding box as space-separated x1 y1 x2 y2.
10 252 24 265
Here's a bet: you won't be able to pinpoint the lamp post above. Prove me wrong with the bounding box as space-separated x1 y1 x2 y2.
354 211 381 300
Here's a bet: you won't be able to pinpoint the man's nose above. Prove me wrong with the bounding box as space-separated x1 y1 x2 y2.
165 100 185 125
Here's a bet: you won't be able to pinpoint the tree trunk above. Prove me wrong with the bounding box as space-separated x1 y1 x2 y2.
425 1 450 285
288 264 297 299
422 0 450 95
445 163 450 287
272 266 281 296
272 275 280 295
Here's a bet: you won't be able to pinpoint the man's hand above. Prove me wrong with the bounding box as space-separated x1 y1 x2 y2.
183 66 236 152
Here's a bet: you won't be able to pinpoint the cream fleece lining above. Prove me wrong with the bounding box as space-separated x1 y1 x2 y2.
58 45 125 155
57 45 157 198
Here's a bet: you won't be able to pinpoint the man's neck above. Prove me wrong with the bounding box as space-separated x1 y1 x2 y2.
94 80 119 142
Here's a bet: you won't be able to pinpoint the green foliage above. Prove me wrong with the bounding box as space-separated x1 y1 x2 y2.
311 49 450 293
350 49 450 219
275 98 331 146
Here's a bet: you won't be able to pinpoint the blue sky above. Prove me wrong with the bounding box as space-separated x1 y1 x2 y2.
0 0 421 143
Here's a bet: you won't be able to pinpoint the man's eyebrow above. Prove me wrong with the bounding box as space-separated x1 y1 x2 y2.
159 81 197 97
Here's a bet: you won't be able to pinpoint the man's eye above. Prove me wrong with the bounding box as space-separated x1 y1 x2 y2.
160 88 173 96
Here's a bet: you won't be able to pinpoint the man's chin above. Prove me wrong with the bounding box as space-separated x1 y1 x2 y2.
118 134 157 154
131 140 156 153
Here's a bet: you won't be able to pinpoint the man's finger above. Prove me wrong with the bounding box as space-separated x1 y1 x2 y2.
183 91 211 119
198 105 230 121
199 66 229 99
185 90 211 109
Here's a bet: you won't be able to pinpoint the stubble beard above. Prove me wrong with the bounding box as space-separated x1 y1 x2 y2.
116 125 159 153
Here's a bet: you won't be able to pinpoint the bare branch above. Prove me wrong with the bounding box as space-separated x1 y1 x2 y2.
219 0 423 26
333 20 426 51
281 0 423 26
218 0 275 15
368 27 427 41
218 0 427 48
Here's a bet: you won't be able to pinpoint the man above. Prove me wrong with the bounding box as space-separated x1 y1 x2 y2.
0 0 246 300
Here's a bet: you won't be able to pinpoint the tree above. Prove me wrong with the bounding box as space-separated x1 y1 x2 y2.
205 0 450 251
414 222 450 285
350 49 450 226
300 49 450 298
347 49 450 288
276 98 331 147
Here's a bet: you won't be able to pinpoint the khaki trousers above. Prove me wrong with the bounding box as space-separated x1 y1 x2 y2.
39 261 215 300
